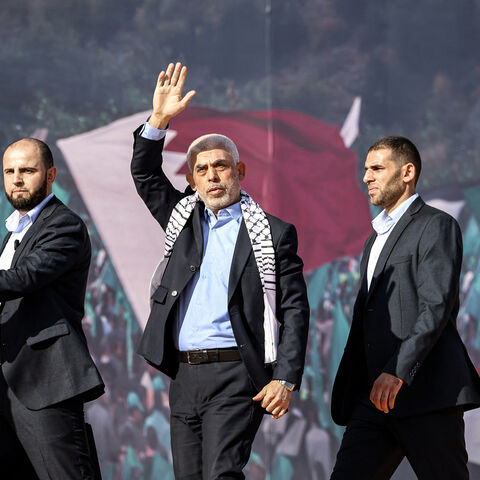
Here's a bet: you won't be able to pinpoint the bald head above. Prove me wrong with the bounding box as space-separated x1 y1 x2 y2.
3 137 57 214
5 138 54 170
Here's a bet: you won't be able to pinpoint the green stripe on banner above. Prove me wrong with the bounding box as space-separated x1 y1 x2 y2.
52 182 71 206
464 185 480 225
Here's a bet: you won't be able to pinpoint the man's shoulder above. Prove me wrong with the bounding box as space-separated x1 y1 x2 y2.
42 197 88 231
264 211 297 237
412 197 459 228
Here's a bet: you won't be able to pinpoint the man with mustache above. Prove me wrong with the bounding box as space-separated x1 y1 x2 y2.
330 136 480 479
131 62 309 479
0 138 104 479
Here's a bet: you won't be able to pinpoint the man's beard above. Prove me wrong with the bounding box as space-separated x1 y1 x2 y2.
370 169 403 208
198 182 234 212
6 179 48 212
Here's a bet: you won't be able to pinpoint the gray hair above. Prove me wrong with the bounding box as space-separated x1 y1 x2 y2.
186 133 239 171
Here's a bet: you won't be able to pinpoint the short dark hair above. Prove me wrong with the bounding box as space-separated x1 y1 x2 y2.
368 136 422 184
5 138 54 169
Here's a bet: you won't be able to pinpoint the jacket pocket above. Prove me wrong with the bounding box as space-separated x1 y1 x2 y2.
151 285 168 304
26 322 70 346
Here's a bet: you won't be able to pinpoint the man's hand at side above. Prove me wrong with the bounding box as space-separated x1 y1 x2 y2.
253 380 292 419
370 372 404 413
149 62 196 129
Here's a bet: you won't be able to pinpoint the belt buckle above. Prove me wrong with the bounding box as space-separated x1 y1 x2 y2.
187 350 209 365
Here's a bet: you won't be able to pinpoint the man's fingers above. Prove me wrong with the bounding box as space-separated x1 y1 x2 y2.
176 65 188 91
370 383 389 413
262 394 277 410
271 406 283 417
273 408 287 419
252 388 266 402
156 71 165 86
170 62 182 86
370 373 404 413
163 63 175 85
388 383 400 410
181 90 196 108
380 390 389 413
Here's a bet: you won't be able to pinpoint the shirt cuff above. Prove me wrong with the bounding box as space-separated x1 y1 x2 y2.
140 121 167 141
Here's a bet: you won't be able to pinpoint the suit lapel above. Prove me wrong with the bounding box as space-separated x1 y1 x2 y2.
355 232 376 303
360 232 376 281
228 220 252 303
0 232 12 255
366 196 424 302
192 204 204 260
10 196 60 268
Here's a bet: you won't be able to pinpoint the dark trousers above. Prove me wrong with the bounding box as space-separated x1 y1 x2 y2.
331 402 469 480
0 367 98 479
169 360 264 480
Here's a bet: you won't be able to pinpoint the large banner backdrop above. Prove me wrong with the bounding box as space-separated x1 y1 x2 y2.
1 2 480 479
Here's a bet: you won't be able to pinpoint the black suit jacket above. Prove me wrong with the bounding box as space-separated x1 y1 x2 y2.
131 129 309 391
332 196 480 425
0 196 104 410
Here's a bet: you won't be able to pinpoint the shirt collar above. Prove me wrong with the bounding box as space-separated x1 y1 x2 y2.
372 193 419 235
5 193 55 233
204 201 242 226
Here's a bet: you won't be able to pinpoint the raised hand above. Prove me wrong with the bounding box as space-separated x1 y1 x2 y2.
149 62 196 129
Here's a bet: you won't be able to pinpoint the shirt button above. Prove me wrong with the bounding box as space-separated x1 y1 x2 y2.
190 265 197 272
171 290 178 297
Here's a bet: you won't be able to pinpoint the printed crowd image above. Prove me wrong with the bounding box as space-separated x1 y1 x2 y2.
1 1 480 479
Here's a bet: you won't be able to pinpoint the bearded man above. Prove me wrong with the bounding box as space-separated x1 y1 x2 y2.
0 138 104 479
330 136 480 480
131 62 309 480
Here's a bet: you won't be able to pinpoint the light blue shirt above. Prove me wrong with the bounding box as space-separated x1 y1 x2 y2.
367 193 419 288
175 202 242 350
140 122 241 350
0 193 55 271
140 121 167 141
5 192 54 234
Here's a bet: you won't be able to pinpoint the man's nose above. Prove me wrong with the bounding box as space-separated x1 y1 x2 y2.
207 166 219 181
363 170 373 184
13 171 23 185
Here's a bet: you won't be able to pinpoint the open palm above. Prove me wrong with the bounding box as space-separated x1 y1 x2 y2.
150 62 196 129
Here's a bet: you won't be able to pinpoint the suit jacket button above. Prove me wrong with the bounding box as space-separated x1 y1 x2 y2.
190 265 197 272
171 290 178 297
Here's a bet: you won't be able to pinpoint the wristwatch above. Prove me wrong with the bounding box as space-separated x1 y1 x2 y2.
276 379 296 392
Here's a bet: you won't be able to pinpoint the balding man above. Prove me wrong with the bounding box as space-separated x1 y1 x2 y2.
0 138 104 479
131 62 309 479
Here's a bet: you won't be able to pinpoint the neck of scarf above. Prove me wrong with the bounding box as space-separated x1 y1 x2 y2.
150 190 278 363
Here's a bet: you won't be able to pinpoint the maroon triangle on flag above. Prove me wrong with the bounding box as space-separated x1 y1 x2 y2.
168 106 371 271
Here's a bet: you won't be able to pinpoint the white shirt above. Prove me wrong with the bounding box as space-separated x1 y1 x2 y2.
0 193 54 270
366 193 419 289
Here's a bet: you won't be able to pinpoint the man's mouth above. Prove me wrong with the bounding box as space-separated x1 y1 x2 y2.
208 186 225 194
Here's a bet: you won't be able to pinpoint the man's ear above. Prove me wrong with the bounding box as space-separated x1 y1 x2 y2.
47 166 57 186
186 173 196 190
237 162 246 181
403 163 416 184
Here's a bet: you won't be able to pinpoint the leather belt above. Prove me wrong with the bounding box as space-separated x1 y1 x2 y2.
178 348 241 365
